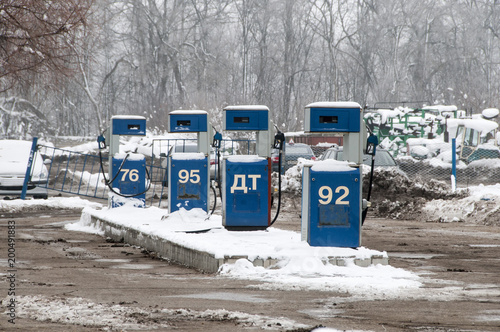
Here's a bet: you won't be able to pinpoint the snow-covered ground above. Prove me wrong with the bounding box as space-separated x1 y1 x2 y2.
2 179 500 331
1 183 497 298
2 133 500 330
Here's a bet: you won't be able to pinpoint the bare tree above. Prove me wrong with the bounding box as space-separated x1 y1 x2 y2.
0 0 94 92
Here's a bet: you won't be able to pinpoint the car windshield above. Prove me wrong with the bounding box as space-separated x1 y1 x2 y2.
286 145 312 155
337 150 396 166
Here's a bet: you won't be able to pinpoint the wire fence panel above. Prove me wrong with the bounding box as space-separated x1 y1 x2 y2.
37 145 109 200
37 137 500 207
35 138 257 207
393 140 500 188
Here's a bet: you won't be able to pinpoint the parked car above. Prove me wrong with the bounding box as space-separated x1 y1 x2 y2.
320 146 401 170
0 140 48 199
277 143 316 172
271 148 284 173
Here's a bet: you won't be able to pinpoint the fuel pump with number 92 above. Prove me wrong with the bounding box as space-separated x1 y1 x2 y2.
301 102 365 247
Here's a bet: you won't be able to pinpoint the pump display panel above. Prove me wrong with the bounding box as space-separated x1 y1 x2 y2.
169 111 208 132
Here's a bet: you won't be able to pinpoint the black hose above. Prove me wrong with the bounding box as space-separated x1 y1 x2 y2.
210 183 217 215
98 142 151 198
217 148 223 199
270 149 283 226
361 155 375 225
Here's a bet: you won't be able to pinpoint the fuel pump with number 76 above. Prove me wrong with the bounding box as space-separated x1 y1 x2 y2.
98 115 148 208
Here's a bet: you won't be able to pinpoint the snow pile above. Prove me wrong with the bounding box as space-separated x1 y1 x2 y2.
275 158 315 194
363 167 466 220
162 307 310 331
14 295 168 330
65 205 427 297
423 184 500 225
275 159 466 220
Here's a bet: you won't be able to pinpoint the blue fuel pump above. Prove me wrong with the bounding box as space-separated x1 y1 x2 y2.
98 115 148 208
222 105 274 230
167 110 212 213
301 102 366 247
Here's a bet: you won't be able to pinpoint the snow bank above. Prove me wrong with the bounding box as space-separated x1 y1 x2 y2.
423 184 500 224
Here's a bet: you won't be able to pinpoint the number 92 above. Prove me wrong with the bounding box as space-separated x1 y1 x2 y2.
318 186 349 205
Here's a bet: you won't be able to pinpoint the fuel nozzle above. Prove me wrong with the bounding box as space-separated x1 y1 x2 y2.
212 131 222 149
273 131 285 150
366 134 379 155
97 135 106 149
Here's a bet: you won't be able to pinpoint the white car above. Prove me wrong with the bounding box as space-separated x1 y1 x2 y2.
0 140 48 199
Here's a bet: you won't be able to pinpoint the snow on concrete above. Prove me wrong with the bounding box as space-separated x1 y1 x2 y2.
75 203 385 261
61 202 427 299
12 294 310 331
0 196 102 213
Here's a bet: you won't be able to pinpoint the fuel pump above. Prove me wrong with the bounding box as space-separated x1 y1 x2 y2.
222 105 274 230
167 110 212 214
301 102 366 247
99 115 148 208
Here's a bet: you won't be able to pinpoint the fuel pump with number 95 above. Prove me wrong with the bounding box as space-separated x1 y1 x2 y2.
167 110 211 213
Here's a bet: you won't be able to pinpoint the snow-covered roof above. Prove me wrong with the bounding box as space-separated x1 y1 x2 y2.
111 115 146 120
305 101 361 109
421 105 458 112
170 110 207 115
223 105 269 111
447 118 498 137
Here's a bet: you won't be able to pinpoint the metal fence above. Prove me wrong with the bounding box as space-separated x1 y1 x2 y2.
35 138 256 208
396 155 500 187
393 139 500 188
289 140 500 188
33 137 499 206
37 145 110 200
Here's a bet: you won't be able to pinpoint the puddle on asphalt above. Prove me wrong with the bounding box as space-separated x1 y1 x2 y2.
41 219 81 227
469 244 500 248
389 252 445 259
475 309 500 322
298 308 344 319
112 264 155 270
94 259 132 263
167 292 274 303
